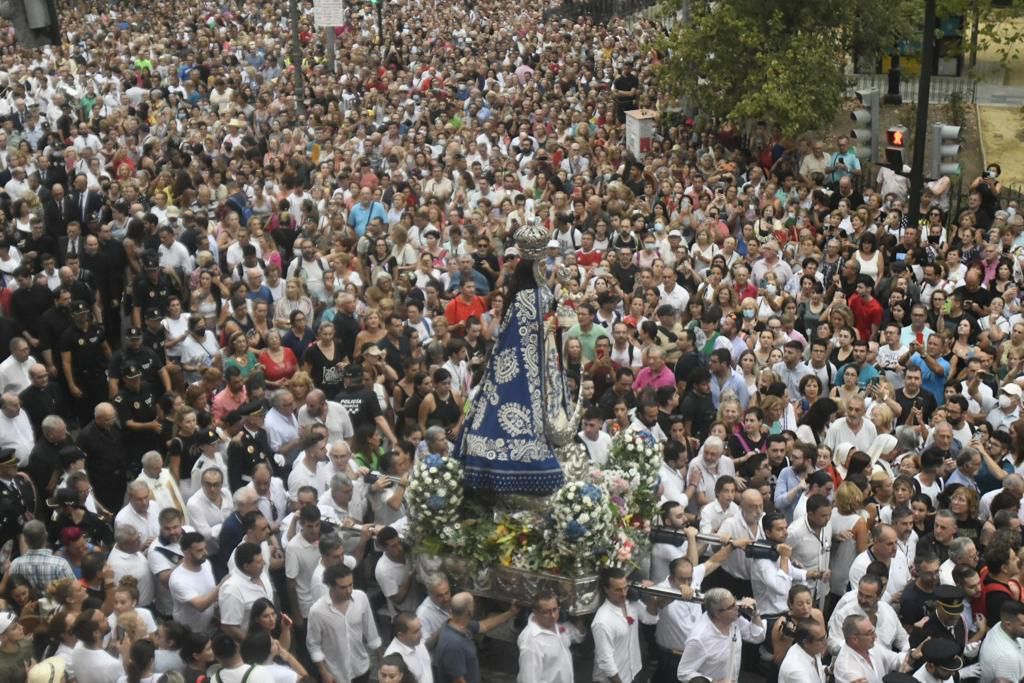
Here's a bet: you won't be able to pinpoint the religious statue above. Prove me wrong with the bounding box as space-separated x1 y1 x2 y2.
458 220 581 495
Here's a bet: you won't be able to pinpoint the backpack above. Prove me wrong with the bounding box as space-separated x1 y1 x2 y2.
215 666 256 683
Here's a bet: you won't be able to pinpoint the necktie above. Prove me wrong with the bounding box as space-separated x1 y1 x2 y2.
80 192 87 224
69 239 76 256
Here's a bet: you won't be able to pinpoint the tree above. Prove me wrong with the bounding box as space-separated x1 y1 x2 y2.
654 0 920 136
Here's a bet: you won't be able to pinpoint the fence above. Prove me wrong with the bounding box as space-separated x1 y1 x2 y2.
850 74 977 105
541 0 661 22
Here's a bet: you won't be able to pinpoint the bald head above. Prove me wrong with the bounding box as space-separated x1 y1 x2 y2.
450 592 474 619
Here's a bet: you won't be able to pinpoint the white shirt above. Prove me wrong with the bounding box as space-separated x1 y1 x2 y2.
751 556 808 615
787 517 833 599
650 541 687 585
385 637 434 683
676 613 766 683
824 417 878 454
832 643 901 683
307 591 381 680
375 554 418 616
211 663 274 683
158 240 192 271
591 599 657 682
827 590 909 655
849 549 911 603
218 570 274 633
417 596 450 646
264 408 299 454
134 470 188 522
288 457 328 501
149 533 190 616
284 532 321 617
517 614 580 683
717 513 764 580
0 353 34 394
308 556 358 605
186 488 233 542
979 621 1024 683
298 402 354 444
106 546 155 608
71 644 124 683
169 561 218 635
114 501 161 546
654 564 707 651
658 462 689 508
578 429 612 467
0 409 34 465
687 457 737 511
244 478 288 527
778 643 827 683
699 499 740 535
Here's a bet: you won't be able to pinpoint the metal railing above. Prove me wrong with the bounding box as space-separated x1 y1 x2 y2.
850 74 977 105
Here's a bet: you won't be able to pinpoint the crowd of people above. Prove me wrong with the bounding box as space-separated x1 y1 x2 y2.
0 0 1022 680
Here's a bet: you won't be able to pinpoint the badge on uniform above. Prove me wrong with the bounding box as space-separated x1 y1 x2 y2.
133 402 140 409
149 291 156 297
247 446 254 454
78 338 85 345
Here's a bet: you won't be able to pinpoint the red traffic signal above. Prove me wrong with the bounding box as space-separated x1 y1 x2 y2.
887 127 906 147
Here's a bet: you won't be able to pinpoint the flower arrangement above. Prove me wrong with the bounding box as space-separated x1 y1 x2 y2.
407 431 664 577
603 428 663 524
546 479 616 573
407 453 465 553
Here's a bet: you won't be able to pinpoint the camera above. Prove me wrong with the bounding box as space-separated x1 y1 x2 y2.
738 605 755 619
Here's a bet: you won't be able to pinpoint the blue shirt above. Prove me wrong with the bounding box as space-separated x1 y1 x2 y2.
347 201 388 237
711 369 750 409
835 362 881 389
447 269 491 295
436 621 481 683
774 466 803 521
910 352 950 405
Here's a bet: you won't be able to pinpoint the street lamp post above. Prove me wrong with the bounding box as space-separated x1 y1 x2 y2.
908 0 936 225
289 0 307 115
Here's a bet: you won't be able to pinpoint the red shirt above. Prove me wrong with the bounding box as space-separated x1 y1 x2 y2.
445 295 488 328
259 347 298 384
576 249 602 267
848 294 883 341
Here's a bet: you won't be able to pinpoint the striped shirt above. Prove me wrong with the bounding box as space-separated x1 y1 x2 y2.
9 548 75 594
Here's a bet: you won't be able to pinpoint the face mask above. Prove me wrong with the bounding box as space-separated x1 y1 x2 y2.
654 223 664 233
1000 395 1014 410
766 284 777 295
644 243 654 251
743 309 755 319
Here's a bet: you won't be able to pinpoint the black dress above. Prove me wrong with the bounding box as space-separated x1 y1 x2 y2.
303 342 344 399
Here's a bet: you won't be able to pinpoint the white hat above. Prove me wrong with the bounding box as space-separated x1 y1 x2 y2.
867 434 898 468
833 442 856 478
546 239 560 249
0 611 15 635
668 229 682 239
1001 383 1023 397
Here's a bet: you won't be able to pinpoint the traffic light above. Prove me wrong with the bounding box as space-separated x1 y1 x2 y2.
0 0 59 47
885 125 908 169
850 89 880 164
931 123 962 177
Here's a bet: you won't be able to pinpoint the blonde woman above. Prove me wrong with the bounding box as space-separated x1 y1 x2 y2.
273 278 314 330
829 481 870 598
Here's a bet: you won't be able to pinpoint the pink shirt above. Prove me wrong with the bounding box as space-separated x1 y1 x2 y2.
632 365 676 393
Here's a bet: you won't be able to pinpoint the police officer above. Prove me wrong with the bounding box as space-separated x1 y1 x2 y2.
108 327 170 397
915 637 964 683
59 300 111 427
141 307 168 364
910 585 969 651
131 251 182 328
113 364 163 478
0 448 35 550
226 399 278 491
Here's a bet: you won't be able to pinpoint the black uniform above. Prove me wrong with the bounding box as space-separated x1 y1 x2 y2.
132 271 182 319
141 323 168 364
59 321 108 427
76 421 127 512
38 303 71 361
0 474 35 548
113 381 163 476
226 426 275 491
25 436 72 514
336 387 382 428
109 347 165 392
48 508 114 549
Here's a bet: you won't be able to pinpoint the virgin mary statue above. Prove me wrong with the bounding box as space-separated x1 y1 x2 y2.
457 220 578 496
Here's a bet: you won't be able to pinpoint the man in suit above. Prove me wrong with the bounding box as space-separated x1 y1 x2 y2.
68 174 103 229
57 221 84 265
43 183 69 238
37 153 67 192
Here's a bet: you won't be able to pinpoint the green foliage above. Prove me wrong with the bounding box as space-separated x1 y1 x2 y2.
938 0 1024 64
654 0 929 135
946 90 967 127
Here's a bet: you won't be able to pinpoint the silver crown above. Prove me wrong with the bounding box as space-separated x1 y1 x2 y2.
514 218 550 260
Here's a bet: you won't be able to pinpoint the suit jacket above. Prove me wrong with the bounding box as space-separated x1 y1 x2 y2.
69 190 104 229
57 234 84 264
37 165 67 191
43 198 69 237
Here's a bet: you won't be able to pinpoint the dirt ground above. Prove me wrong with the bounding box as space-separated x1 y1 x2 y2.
976 17 1024 85
978 106 1024 187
